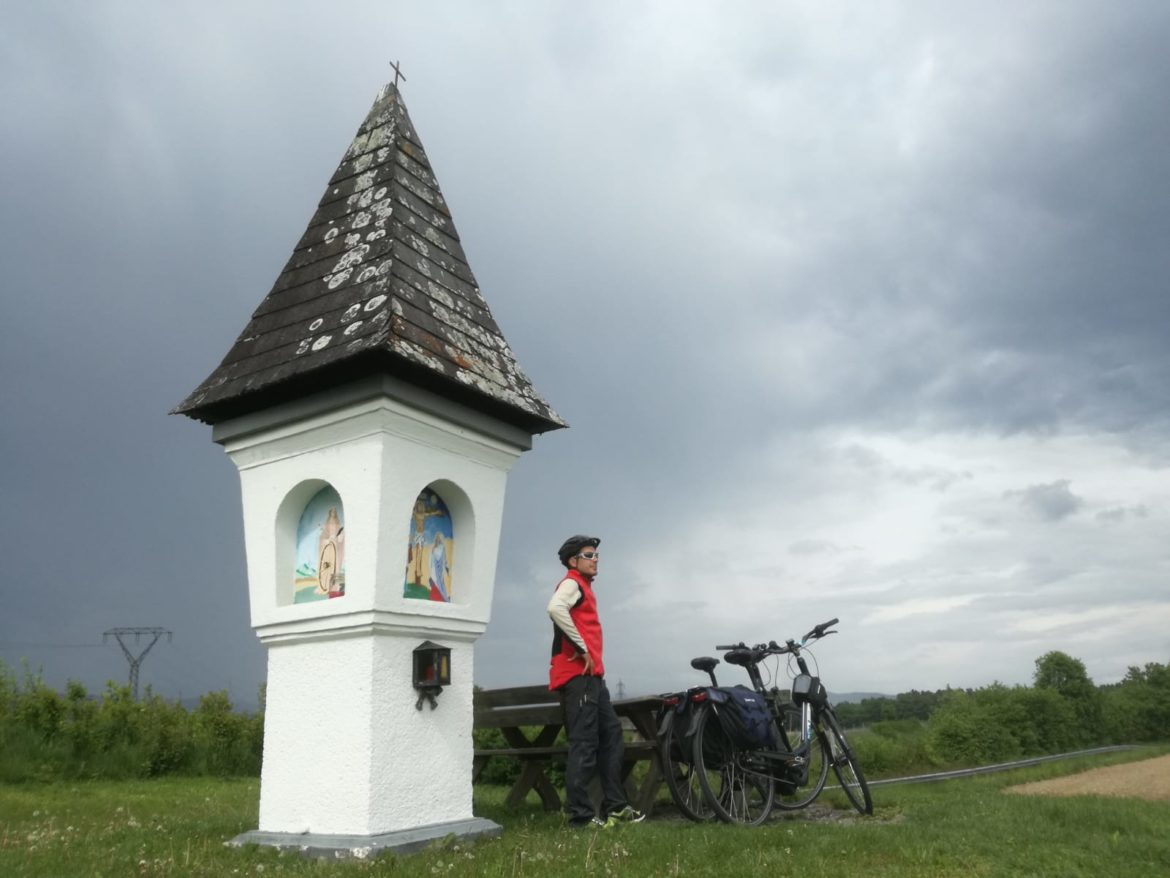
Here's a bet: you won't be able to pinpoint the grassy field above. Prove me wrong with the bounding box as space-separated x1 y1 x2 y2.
2 749 1168 876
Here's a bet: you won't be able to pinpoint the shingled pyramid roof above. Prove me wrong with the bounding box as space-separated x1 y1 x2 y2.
174 82 565 434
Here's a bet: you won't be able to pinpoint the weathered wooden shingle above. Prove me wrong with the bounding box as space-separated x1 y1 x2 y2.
174 83 565 434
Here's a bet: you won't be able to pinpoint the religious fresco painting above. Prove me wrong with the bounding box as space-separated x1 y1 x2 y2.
403 488 454 602
293 486 346 603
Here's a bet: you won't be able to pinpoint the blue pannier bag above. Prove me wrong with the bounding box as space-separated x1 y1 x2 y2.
712 685 777 750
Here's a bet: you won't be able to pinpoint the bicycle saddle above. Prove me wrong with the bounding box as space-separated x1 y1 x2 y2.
690 656 720 674
723 647 761 667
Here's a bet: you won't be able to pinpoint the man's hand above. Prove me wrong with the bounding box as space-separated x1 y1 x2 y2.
581 652 595 675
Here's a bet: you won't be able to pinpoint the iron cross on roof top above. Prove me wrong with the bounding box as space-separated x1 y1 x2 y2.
389 60 407 88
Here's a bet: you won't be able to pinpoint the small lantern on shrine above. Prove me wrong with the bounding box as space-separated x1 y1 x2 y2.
413 640 451 710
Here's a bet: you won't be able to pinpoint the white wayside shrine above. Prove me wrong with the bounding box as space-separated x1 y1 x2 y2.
174 81 565 857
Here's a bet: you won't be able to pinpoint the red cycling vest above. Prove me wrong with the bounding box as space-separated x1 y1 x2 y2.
548 569 605 690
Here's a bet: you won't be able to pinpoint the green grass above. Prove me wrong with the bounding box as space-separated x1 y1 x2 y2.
2 749 1168 876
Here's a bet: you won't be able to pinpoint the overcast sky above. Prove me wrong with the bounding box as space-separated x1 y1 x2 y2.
3 2 1168 706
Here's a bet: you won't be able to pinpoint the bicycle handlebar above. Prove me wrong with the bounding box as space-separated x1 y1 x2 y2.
802 617 839 643
716 617 841 658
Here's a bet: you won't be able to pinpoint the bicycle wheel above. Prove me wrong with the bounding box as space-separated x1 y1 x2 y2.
772 728 830 811
692 704 775 825
660 708 714 821
819 708 873 815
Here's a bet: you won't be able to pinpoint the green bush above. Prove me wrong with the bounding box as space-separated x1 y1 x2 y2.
472 725 571 791
143 694 196 776
473 727 521 786
15 671 66 743
925 678 1091 766
851 719 934 777
868 718 925 740
926 688 1022 765
0 662 264 782
191 691 262 776
1005 687 1078 754
1033 651 1104 743
1102 662 1170 743
835 689 948 728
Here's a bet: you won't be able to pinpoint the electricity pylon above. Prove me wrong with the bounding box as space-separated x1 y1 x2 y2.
103 627 171 699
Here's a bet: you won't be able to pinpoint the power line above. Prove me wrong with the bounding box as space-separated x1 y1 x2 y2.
0 641 105 649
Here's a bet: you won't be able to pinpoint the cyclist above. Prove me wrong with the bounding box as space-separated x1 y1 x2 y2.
547 534 645 827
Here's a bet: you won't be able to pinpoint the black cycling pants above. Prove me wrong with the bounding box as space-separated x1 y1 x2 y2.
560 674 627 823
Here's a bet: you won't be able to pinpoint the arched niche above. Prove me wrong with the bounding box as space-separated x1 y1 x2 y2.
402 480 474 604
276 480 347 606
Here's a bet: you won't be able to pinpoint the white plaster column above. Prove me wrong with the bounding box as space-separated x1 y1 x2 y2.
214 380 528 846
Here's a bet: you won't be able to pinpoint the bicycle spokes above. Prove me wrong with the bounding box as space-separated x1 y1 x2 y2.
718 759 770 822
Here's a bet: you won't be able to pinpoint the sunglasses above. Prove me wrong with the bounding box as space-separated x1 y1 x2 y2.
575 551 600 560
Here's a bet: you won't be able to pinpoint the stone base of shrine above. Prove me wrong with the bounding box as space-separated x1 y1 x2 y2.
228 816 503 859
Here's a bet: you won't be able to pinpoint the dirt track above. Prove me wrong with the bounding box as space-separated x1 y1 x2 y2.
1004 753 1170 802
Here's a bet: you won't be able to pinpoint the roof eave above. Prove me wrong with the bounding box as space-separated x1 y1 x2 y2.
172 350 567 437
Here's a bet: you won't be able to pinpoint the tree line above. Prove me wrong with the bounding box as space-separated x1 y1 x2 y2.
3 651 1166 784
0 662 263 782
838 651 1170 768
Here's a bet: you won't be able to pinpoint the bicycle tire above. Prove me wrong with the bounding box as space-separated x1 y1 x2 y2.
692 703 775 825
820 708 873 815
659 708 714 821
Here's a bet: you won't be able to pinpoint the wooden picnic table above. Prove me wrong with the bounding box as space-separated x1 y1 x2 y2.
473 685 665 813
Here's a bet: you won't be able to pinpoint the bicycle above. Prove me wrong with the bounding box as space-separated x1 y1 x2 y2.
690 617 873 824
658 648 824 823
656 651 759 822
656 679 717 821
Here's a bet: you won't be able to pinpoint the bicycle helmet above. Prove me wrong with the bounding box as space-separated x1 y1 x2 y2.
557 535 600 568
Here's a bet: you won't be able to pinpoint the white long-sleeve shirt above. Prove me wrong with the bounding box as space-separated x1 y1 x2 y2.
546 577 588 654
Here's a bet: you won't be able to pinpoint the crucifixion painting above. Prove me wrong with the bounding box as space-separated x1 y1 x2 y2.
404 488 453 602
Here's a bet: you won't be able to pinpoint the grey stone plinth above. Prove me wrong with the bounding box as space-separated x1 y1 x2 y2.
228 817 502 859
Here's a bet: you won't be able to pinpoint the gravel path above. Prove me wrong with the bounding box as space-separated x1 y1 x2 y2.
1004 753 1170 802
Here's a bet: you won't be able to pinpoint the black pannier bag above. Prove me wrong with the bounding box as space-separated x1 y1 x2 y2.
712 685 777 750
664 696 701 764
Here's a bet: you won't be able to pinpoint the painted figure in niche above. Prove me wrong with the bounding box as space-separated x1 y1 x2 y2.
403 488 454 602
294 486 346 603
318 507 345 598
429 531 450 601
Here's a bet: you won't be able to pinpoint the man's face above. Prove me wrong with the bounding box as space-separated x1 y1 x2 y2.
570 546 600 576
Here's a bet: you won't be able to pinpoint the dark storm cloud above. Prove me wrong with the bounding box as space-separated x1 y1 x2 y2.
1005 480 1085 522
3 2 1169 700
465 2 1170 503
702 3 1170 442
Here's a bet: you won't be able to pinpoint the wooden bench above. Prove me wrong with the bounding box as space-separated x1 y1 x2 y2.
473 684 664 813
